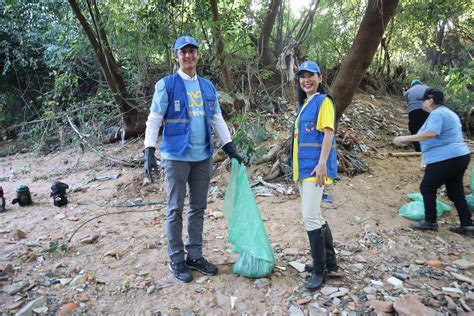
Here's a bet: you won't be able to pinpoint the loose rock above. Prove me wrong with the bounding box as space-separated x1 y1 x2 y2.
3 281 30 295
15 296 47 316
452 258 474 270
369 300 394 313
393 295 437 316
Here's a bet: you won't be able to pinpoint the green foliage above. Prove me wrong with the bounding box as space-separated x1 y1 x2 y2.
47 240 68 254
0 0 99 148
305 0 364 69
379 0 473 75
444 62 474 113
47 240 58 253
0 0 473 153
231 112 273 164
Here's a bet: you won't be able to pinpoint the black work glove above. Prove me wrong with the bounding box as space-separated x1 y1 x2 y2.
144 147 159 182
222 142 244 164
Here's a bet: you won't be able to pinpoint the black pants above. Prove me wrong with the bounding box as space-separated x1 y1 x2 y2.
420 154 472 226
408 109 429 152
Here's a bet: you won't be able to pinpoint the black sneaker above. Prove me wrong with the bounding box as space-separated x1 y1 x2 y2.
186 257 218 275
168 261 193 283
410 220 438 231
449 226 474 237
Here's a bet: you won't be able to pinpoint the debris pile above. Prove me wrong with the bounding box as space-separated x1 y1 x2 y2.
272 223 474 315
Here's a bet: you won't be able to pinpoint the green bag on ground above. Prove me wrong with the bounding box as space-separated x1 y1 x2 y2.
223 159 274 278
399 193 452 221
466 194 474 211
468 167 474 211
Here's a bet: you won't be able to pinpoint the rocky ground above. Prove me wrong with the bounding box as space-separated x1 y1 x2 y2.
0 93 473 315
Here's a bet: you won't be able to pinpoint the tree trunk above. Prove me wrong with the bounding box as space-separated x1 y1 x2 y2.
68 0 146 138
259 0 281 67
274 0 285 56
330 0 399 121
210 0 236 94
432 20 447 70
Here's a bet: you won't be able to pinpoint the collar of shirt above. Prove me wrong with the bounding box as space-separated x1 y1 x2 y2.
303 92 320 106
178 69 197 81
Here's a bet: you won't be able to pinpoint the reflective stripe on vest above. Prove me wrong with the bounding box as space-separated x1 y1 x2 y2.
300 143 337 148
164 119 190 123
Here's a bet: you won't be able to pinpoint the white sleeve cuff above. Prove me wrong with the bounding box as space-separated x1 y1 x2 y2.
144 111 163 148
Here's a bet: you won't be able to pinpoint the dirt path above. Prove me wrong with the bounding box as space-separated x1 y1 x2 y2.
1 144 472 314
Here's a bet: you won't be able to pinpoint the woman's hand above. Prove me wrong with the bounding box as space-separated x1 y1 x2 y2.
393 136 409 146
310 163 327 187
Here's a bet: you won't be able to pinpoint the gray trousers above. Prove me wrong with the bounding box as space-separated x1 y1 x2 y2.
162 158 212 263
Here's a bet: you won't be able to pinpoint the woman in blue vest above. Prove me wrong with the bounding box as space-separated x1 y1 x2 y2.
291 61 338 291
394 88 473 237
143 36 243 283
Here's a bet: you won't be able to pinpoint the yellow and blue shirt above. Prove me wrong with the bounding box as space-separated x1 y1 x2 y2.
292 94 335 183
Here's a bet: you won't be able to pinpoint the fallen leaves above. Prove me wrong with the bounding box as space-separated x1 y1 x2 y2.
11 229 26 240
57 302 79 316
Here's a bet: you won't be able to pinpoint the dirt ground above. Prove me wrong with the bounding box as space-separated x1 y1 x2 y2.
1 94 473 315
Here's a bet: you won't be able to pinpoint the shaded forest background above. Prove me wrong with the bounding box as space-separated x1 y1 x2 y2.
0 0 472 158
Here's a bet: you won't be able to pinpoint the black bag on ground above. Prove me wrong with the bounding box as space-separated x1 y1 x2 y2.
51 181 69 207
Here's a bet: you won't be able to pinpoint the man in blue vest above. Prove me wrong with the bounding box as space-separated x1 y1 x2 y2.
143 35 243 283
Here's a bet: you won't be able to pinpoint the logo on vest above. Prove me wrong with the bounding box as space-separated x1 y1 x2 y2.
174 100 180 112
304 122 315 132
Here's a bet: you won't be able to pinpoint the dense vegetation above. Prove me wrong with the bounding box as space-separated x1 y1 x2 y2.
0 0 472 154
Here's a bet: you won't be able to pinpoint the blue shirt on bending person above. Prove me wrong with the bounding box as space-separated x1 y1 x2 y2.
418 105 470 165
393 87 473 237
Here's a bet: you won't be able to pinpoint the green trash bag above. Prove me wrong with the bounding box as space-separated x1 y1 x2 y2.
399 193 452 221
466 194 474 211
406 193 452 213
470 167 474 191
223 159 274 278
399 201 428 221
468 167 474 211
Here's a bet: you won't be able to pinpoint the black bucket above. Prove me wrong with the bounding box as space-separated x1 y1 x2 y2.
13 185 32 206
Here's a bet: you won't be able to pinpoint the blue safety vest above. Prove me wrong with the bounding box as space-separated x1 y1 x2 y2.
290 94 338 180
160 73 216 158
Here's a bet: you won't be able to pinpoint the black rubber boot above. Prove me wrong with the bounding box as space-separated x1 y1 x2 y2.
324 223 337 272
305 223 337 273
306 228 326 291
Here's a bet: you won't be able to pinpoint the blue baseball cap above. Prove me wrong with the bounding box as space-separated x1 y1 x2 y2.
174 35 199 52
296 61 321 76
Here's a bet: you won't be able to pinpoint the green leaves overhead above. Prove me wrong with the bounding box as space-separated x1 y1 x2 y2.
0 0 473 145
